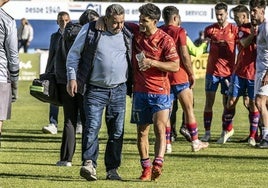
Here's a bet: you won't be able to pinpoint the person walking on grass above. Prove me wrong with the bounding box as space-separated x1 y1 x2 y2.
0 0 19 147
55 9 100 167
125 3 180 181
201 2 238 144
66 4 132 180
249 0 268 148
160 6 209 153
42 12 71 136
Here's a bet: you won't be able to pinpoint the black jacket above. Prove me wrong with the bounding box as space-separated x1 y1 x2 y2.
76 21 133 96
45 29 62 74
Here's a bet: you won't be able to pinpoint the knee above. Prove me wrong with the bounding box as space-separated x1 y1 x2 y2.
255 98 264 112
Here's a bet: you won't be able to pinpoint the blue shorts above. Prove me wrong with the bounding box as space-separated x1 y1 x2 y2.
131 92 171 125
228 74 255 99
170 82 190 101
205 74 230 95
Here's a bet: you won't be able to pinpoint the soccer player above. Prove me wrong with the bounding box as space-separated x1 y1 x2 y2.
160 6 209 153
223 5 259 146
127 3 180 181
201 2 238 143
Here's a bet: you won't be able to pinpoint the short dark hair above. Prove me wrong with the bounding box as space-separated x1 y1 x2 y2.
105 4 125 18
79 9 99 25
139 3 161 21
162 6 179 23
57 11 69 18
215 2 228 12
232 4 250 18
249 0 267 9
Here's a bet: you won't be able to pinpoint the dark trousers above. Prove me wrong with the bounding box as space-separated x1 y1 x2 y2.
49 104 59 125
18 39 29 53
58 84 85 162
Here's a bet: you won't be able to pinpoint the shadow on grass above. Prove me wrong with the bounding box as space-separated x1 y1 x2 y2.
0 173 83 182
1 134 62 144
165 152 268 160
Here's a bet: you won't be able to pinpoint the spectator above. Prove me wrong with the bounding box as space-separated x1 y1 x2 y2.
66 4 132 180
42 12 70 135
0 0 19 147
17 17 34 53
201 2 238 144
55 9 100 167
42 9 100 136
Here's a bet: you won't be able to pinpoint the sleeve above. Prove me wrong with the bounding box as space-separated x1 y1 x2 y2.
66 23 89 81
164 35 180 62
45 34 56 73
187 36 207 57
28 25 34 42
6 19 19 82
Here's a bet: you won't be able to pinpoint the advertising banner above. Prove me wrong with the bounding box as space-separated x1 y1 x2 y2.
192 54 208 79
19 53 40 81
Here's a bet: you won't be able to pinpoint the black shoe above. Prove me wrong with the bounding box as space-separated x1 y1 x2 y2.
106 169 122 180
239 136 249 143
256 139 268 149
179 126 192 142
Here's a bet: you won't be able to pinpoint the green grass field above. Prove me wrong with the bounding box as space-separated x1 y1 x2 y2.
0 79 267 188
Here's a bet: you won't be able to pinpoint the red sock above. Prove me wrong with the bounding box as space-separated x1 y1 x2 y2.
186 122 198 141
249 111 260 138
222 109 235 131
166 126 171 144
141 158 151 168
153 156 164 167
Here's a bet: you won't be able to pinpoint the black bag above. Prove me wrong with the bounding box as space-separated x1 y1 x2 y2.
29 73 62 106
63 22 82 53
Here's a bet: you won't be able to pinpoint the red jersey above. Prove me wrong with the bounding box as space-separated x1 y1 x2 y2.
205 23 238 77
161 25 189 85
234 23 256 80
127 23 179 94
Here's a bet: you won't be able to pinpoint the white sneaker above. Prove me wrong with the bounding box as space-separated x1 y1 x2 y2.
166 143 172 154
56 161 72 167
76 122 82 134
42 123 57 134
80 160 97 181
191 139 209 152
200 134 211 142
248 137 256 146
217 128 234 144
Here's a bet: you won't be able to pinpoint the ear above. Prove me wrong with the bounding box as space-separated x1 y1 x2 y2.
104 16 108 24
174 15 178 22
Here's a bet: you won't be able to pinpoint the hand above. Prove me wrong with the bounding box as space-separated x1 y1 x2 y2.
11 81 18 102
251 25 258 35
138 58 153 72
189 74 195 89
66 80 77 97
